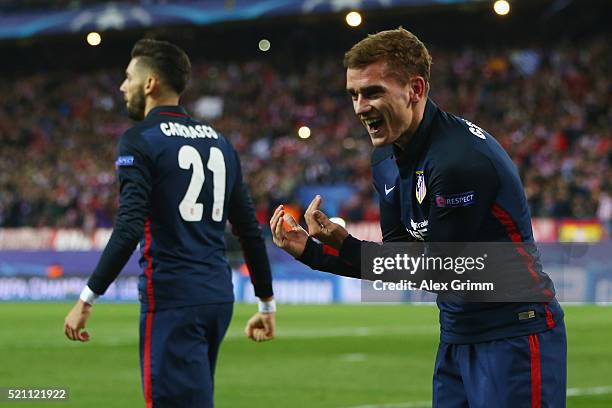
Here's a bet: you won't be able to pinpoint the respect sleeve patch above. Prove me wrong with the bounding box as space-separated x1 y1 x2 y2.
435 191 475 207
115 155 135 167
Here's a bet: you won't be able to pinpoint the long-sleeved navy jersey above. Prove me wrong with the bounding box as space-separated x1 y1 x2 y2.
299 99 563 344
87 105 273 312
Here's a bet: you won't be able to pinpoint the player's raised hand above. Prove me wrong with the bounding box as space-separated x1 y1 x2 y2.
244 312 276 342
270 205 308 258
304 195 348 249
64 300 92 342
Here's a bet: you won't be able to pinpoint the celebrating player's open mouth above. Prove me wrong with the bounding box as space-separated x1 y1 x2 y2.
363 116 384 134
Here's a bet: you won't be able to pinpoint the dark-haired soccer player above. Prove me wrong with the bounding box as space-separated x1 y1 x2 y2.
64 39 276 408
271 28 566 408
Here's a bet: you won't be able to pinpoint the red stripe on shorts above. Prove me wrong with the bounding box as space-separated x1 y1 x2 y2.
143 219 154 407
529 334 542 408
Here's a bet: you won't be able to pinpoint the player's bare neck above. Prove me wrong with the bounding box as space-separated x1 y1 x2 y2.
144 94 181 117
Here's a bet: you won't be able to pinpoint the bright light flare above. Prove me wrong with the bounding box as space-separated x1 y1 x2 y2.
258 39 271 52
345 11 362 27
86 32 102 46
493 0 511 16
298 126 311 139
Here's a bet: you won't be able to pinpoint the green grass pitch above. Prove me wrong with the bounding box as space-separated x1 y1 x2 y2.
0 303 611 407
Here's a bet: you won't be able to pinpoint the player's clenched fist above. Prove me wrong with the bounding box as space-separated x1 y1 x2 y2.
270 205 308 258
244 312 276 342
304 195 348 250
64 300 92 342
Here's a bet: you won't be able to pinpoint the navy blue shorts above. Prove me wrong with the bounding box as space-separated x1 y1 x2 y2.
433 320 567 408
139 303 233 408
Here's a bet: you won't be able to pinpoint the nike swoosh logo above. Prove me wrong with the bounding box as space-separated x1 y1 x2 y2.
384 184 395 195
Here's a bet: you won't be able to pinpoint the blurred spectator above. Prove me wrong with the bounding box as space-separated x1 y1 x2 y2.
598 182 612 239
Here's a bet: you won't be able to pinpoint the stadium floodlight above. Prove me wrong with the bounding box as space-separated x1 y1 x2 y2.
86 31 102 46
298 126 311 139
493 0 511 16
258 39 271 52
345 11 362 27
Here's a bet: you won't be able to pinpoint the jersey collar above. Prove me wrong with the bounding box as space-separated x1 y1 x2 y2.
146 105 189 119
393 98 438 167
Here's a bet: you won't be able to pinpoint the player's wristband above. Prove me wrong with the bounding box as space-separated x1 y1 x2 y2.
258 299 276 314
79 286 99 305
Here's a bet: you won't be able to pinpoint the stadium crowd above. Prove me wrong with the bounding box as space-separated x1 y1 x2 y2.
0 36 610 233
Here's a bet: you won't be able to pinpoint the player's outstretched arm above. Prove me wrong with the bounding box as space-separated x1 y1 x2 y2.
244 297 276 342
304 195 348 249
64 299 92 342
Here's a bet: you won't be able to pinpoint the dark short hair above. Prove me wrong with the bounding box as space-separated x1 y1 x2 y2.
343 27 432 87
131 38 191 95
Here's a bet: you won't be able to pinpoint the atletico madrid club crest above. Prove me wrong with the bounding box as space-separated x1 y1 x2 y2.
415 171 426 204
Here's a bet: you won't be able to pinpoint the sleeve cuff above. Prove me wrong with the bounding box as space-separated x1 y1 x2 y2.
297 236 320 266
258 298 276 313
79 286 99 305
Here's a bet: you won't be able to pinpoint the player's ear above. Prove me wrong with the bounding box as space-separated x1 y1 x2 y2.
408 76 426 103
143 74 158 97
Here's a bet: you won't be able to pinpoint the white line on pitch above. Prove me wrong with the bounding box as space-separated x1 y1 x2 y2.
567 385 612 396
338 353 368 362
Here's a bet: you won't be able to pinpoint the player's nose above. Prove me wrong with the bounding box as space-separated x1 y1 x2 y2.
354 95 371 115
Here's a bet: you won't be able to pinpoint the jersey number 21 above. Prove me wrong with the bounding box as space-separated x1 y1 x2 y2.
177 145 226 222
